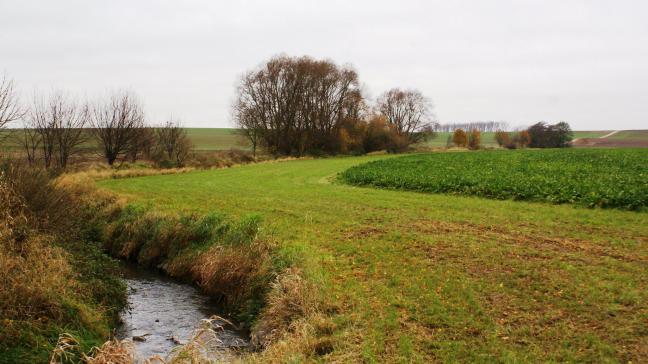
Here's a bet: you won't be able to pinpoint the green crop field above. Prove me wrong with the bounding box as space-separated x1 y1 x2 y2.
100 153 648 363
340 149 648 210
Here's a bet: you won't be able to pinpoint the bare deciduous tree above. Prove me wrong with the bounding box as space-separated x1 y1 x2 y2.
376 88 434 143
233 55 363 156
153 119 193 167
27 92 89 169
0 75 23 131
92 91 146 165
127 126 155 162
234 107 260 158
28 95 55 168
16 126 41 166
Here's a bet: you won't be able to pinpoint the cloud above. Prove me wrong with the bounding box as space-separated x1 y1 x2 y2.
1 0 647 129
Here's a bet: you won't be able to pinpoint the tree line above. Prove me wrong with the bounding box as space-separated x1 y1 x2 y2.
436 121 509 133
233 55 436 156
448 121 572 150
0 75 193 170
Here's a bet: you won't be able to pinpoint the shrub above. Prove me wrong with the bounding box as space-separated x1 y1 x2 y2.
515 130 531 148
495 130 510 147
362 115 409 153
452 129 468 147
527 121 573 148
468 129 481 150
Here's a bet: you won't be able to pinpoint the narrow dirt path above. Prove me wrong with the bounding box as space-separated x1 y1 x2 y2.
600 130 620 138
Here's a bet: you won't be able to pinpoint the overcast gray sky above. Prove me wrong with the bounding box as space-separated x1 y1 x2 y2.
1 0 647 130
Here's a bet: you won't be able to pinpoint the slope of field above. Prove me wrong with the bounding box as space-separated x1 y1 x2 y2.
572 130 648 148
572 130 612 139
185 128 249 151
606 130 648 140
100 155 648 363
340 149 648 210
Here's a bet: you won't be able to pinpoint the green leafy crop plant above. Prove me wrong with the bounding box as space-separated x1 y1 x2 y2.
341 149 648 210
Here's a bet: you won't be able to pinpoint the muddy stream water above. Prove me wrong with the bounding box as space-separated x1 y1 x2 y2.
116 265 248 361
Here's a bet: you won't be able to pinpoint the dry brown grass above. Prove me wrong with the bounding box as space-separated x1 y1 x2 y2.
1 163 128 361
50 334 135 364
191 240 275 310
85 339 136 364
0 174 85 330
63 166 197 182
238 268 341 363
250 268 317 349
0 237 77 322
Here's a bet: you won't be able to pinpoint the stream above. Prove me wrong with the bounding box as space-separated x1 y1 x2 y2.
116 264 248 361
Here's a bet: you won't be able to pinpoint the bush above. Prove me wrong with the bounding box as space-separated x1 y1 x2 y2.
452 129 468 147
527 121 573 148
495 130 510 147
468 129 481 150
361 115 409 153
515 130 531 148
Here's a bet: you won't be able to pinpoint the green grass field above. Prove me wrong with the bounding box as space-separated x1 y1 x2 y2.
341 149 648 210
100 153 648 363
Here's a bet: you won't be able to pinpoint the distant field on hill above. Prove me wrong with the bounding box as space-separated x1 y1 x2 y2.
606 130 648 140
185 128 249 151
573 130 648 148
0 128 250 152
2 128 646 152
572 130 612 139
